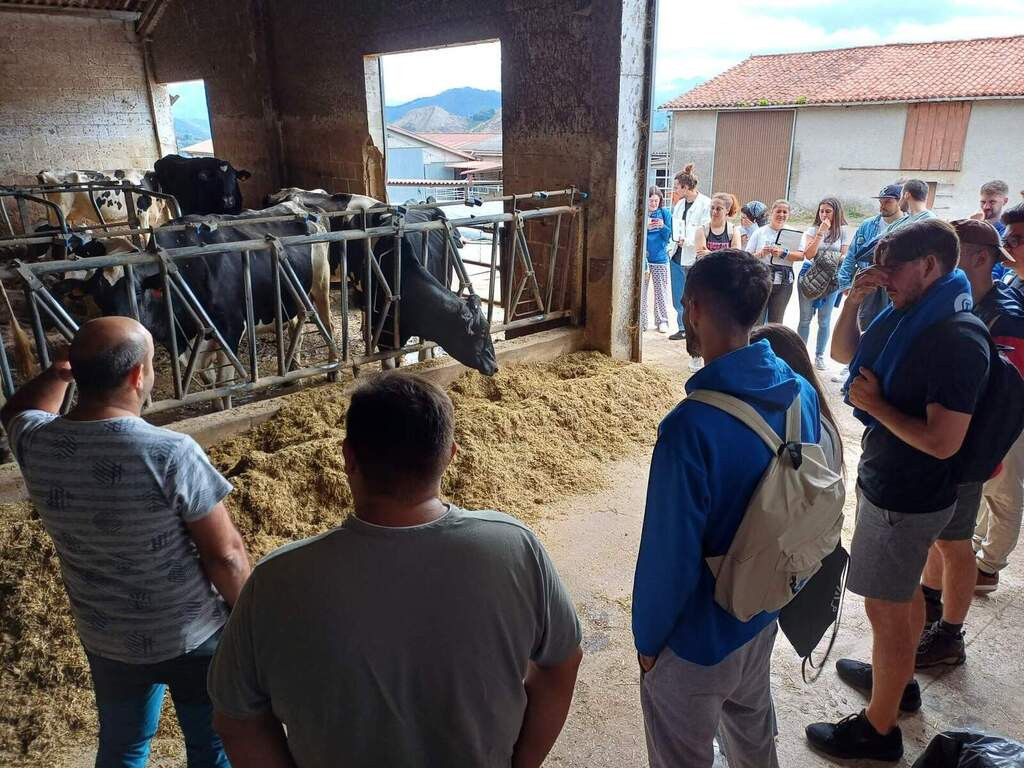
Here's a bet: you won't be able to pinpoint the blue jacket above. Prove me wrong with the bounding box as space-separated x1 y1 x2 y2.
837 214 886 291
645 207 672 265
632 340 821 665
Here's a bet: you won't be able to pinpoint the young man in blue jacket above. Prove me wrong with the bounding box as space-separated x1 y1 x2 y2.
632 249 822 768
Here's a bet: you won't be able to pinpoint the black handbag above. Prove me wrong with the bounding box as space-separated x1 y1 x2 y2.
798 247 842 300
778 542 849 682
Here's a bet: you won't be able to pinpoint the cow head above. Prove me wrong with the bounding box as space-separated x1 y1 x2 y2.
193 161 250 214
438 293 498 376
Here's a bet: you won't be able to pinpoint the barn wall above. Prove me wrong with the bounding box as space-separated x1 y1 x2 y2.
262 0 653 358
148 0 282 205
0 12 161 182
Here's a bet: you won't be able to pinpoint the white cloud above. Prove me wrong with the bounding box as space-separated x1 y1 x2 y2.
380 42 501 105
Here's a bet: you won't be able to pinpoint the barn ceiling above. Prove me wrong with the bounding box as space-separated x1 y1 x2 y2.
0 0 171 33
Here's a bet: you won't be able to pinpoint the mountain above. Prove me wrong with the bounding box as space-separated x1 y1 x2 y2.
393 106 470 133
385 87 501 123
471 108 502 132
173 116 211 149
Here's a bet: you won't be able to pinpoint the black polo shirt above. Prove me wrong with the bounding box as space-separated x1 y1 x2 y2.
857 312 990 513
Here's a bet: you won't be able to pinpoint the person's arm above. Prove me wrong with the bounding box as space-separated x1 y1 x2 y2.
511 647 583 768
694 227 709 257
830 266 888 364
187 502 251 607
730 226 743 249
632 424 709 662
214 711 297 768
849 369 972 459
0 354 72 431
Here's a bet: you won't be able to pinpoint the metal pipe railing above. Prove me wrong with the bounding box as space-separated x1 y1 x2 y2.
1 194 587 416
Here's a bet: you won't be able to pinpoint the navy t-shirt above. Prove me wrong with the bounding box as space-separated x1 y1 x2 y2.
857 313 990 513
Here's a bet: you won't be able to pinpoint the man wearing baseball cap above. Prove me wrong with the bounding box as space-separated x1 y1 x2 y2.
917 219 1024 670
831 185 907 381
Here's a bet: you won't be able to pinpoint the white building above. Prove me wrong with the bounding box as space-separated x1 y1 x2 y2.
662 35 1024 218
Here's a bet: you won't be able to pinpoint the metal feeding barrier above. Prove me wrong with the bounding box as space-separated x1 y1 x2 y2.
0 187 588 417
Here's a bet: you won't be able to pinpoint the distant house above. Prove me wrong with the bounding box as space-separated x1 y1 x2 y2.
384 126 502 202
662 35 1024 217
180 138 214 158
648 131 670 200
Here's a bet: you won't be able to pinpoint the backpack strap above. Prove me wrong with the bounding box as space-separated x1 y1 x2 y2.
686 390 785 452
785 396 802 443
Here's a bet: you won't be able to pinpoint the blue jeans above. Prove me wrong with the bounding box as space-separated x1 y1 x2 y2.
86 629 229 768
797 290 838 358
669 260 688 330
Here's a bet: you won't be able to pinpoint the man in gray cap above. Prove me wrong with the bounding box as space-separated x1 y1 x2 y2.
831 185 907 379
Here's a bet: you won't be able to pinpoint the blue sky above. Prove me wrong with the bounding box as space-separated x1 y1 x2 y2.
655 0 1024 107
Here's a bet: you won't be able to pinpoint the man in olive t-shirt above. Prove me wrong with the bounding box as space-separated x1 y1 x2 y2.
208 373 583 768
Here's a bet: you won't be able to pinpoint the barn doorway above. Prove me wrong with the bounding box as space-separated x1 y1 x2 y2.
166 79 214 157
374 41 505 325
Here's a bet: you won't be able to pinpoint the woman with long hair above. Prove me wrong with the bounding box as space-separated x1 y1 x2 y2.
695 193 743 257
797 197 849 370
739 200 768 250
750 323 844 473
642 186 673 333
745 199 801 323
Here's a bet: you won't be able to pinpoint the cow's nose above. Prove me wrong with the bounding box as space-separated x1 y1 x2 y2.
223 196 235 207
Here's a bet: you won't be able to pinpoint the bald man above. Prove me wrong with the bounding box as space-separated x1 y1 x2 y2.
1 317 250 768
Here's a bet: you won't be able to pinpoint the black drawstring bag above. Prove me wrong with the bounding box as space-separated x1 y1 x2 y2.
778 542 849 682
912 730 1024 767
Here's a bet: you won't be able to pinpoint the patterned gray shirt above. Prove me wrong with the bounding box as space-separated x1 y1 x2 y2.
8 410 232 664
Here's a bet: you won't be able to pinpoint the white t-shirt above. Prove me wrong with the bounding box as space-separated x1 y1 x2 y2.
745 225 793 268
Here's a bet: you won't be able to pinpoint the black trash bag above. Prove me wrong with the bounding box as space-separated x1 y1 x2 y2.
912 730 1024 767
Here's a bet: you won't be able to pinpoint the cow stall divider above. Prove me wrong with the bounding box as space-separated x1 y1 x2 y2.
0 188 588 418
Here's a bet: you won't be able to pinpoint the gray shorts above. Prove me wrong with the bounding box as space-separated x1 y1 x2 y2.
848 490 955 602
939 482 983 541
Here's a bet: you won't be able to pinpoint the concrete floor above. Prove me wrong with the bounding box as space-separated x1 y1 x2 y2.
542 307 1024 767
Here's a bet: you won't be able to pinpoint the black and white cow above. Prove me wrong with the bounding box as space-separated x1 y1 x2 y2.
37 169 172 231
151 155 251 215
269 189 497 375
60 203 334 384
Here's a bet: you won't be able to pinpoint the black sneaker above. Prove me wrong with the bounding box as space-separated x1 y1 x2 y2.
806 710 903 762
668 331 685 341
835 659 921 712
916 622 966 669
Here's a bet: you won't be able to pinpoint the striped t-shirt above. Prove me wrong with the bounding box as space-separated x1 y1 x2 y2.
8 411 232 664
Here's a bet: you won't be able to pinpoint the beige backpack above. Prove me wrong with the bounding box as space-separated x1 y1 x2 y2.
686 390 845 622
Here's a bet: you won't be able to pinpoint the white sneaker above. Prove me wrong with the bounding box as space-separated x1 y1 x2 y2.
815 356 826 371
688 356 703 372
831 366 849 383
657 322 669 334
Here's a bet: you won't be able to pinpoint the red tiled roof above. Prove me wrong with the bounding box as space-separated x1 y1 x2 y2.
662 35 1024 110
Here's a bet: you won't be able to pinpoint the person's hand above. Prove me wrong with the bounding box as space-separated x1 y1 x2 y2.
849 368 884 414
848 266 887 305
652 218 663 230
970 211 985 221
638 653 657 673
817 217 831 237
49 344 73 381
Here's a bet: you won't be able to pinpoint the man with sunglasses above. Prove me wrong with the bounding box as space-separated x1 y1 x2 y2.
809 219 989 762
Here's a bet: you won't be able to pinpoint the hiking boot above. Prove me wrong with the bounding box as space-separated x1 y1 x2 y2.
925 595 944 626
975 568 999 594
669 330 685 341
916 622 966 669
806 711 903 762
835 659 921 712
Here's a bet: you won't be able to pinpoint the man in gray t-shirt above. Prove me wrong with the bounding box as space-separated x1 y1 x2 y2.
208 372 583 768
2 316 250 768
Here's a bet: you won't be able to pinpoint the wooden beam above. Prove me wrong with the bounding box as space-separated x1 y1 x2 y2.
0 2 140 21
136 0 170 37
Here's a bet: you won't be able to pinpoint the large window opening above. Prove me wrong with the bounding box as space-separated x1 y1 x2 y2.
167 80 214 157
